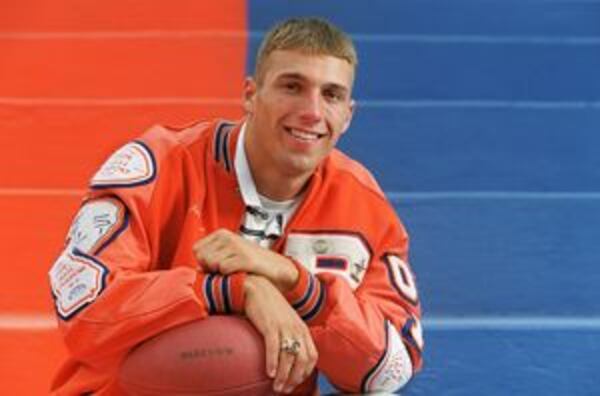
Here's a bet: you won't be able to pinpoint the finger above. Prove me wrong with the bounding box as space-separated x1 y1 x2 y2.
282 342 309 393
193 228 232 257
194 237 228 268
274 341 296 393
192 231 218 253
198 260 216 273
218 253 242 274
304 332 318 374
264 332 279 380
195 243 219 271
206 250 239 274
193 239 211 263
212 228 235 243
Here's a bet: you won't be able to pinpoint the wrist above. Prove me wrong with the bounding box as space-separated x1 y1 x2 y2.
244 274 271 296
282 260 326 323
243 274 258 297
197 272 247 315
276 257 300 292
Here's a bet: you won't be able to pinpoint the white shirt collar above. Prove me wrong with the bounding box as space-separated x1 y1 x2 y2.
234 123 305 247
234 122 262 208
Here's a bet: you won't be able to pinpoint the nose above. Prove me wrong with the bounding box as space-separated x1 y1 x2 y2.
298 89 323 124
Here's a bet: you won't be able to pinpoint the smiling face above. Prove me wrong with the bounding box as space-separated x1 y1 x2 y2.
243 49 355 182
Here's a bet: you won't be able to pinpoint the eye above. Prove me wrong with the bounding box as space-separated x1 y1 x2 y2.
283 81 301 93
324 89 343 102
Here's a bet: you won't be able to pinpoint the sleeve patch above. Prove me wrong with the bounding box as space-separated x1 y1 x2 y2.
384 254 419 306
91 141 156 188
284 232 371 290
67 198 128 254
402 316 424 352
363 320 413 393
49 249 109 320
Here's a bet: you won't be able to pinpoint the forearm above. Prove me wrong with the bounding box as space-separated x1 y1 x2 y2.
55 264 246 363
311 284 421 392
269 256 300 292
283 267 423 393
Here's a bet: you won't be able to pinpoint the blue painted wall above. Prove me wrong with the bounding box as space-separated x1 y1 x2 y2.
248 1 600 394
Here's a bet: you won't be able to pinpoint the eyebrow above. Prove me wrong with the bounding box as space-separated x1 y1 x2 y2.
275 72 350 94
274 72 309 85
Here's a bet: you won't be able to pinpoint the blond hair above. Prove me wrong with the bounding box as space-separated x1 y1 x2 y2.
254 17 358 83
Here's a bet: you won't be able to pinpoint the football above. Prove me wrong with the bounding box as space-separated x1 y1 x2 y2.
118 315 273 395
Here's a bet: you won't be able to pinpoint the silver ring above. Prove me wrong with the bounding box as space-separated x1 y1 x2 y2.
281 338 301 356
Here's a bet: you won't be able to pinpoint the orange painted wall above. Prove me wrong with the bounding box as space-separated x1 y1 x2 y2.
0 1 247 393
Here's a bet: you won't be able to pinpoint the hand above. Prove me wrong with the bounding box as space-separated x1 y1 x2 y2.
244 275 318 394
193 229 299 291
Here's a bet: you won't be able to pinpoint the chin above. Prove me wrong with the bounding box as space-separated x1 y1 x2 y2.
281 155 319 176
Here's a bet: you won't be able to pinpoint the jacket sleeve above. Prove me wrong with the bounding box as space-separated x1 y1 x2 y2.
48 131 246 365
283 216 423 393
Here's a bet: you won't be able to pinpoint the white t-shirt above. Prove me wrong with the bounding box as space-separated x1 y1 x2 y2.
234 123 302 248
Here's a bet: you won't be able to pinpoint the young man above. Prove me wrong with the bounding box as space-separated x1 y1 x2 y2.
49 17 424 394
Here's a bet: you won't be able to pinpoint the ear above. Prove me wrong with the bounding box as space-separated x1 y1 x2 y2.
340 99 356 134
243 77 257 114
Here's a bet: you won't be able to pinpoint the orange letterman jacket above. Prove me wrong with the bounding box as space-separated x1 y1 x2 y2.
49 119 424 395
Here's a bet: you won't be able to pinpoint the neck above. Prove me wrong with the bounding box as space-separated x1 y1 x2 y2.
253 167 311 201
244 126 313 202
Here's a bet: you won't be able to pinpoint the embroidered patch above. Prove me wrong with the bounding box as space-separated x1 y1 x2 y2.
49 250 109 320
384 254 419 306
91 141 156 188
363 321 413 392
67 198 127 254
284 232 371 290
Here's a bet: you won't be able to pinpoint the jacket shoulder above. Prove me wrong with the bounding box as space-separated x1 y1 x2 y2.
139 120 215 149
328 149 386 199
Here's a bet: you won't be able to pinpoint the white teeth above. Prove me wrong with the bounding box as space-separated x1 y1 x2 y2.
289 128 321 141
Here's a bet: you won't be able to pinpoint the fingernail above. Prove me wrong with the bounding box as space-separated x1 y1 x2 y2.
274 383 283 392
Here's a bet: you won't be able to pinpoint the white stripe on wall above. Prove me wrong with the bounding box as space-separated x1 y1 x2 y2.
3 314 600 331
425 316 600 331
388 191 600 201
